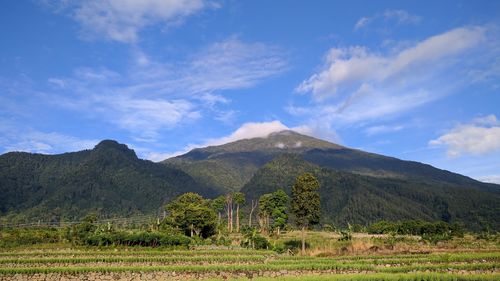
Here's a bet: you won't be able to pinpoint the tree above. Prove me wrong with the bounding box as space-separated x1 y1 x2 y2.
258 190 289 235
211 195 226 237
270 189 289 235
258 193 273 233
225 193 233 232
248 199 258 227
211 196 226 226
165 192 216 238
233 192 245 232
291 173 320 255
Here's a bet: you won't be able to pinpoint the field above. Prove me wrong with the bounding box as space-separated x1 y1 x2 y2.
0 232 499 281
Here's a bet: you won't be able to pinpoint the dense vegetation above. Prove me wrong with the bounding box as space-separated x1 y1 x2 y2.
1 131 499 232
0 140 216 223
241 154 500 231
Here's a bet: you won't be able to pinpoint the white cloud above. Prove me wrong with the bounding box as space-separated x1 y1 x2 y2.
205 120 289 146
429 115 500 157
155 120 327 160
290 26 494 131
477 175 500 184
121 37 287 97
298 26 485 99
55 0 211 43
48 38 286 141
0 122 98 154
275 142 285 149
365 125 404 136
355 9 421 30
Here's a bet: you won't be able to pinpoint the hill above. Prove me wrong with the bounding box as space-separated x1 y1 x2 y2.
0 140 215 223
240 154 499 231
166 130 499 231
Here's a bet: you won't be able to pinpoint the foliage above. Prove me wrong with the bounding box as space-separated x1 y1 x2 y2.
240 226 270 250
291 173 321 229
69 213 98 245
282 239 310 254
338 223 353 241
164 193 217 238
0 140 216 223
84 231 191 247
0 227 65 247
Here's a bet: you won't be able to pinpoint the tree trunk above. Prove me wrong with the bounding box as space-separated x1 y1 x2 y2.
229 205 233 233
249 200 256 227
236 204 240 232
301 225 306 255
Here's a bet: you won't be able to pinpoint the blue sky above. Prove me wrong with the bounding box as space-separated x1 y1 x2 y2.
1 0 499 183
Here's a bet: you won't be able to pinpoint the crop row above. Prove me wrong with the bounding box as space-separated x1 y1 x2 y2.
0 261 497 275
272 254 500 265
0 255 267 264
203 273 500 281
0 249 274 257
281 252 500 261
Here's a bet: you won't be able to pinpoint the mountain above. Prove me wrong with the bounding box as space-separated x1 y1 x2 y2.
164 131 342 192
0 140 215 223
166 130 500 231
240 154 499 231
1 132 498 231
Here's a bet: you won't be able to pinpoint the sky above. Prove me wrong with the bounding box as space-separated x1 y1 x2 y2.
1 0 499 183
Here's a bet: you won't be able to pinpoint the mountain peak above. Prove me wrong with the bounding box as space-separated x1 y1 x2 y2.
93 140 137 159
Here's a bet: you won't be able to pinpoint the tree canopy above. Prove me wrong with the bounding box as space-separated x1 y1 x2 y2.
165 192 216 238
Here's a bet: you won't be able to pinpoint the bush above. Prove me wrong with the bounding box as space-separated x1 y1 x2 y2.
84 231 191 247
282 239 309 254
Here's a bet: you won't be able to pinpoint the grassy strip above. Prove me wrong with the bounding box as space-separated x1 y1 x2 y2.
378 262 498 273
0 249 273 257
0 255 266 264
270 253 499 265
1 261 498 275
280 252 500 261
0 263 374 275
201 273 500 281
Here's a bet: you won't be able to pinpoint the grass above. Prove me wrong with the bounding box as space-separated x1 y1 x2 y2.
0 233 498 280
202 273 500 281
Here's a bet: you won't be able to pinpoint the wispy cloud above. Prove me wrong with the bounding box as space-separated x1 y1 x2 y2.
46 0 214 43
478 174 500 184
45 38 287 141
290 26 496 130
429 115 500 157
0 121 98 154
355 9 421 30
157 120 322 160
365 124 404 136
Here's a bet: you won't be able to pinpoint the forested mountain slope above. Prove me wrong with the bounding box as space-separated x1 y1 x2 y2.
0 140 215 223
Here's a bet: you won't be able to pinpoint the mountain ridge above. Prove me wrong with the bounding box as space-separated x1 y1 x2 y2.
1 132 498 230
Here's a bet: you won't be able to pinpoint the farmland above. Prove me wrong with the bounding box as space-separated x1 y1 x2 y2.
0 233 498 281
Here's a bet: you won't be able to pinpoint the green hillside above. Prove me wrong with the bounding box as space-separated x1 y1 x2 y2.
1 131 498 231
240 154 500 231
0 140 215 223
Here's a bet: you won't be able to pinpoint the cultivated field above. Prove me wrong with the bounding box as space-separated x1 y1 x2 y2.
0 246 498 280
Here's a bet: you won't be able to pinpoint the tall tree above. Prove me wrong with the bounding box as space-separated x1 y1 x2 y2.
165 192 216 238
233 192 245 232
258 190 289 235
270 189 289 236
258 193 273 233
211 195 226 236
248 199 258 227
291 173 320 255
225 193 233 232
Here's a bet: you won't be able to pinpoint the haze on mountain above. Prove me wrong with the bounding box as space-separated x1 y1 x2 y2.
1 131 498 231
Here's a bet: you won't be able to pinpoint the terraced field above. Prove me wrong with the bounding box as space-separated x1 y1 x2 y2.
0 248 498 280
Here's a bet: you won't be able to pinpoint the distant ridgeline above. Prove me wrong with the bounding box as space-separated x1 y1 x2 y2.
1 131 499 231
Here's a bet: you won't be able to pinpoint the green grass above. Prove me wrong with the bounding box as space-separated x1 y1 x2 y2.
202 273 500 281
